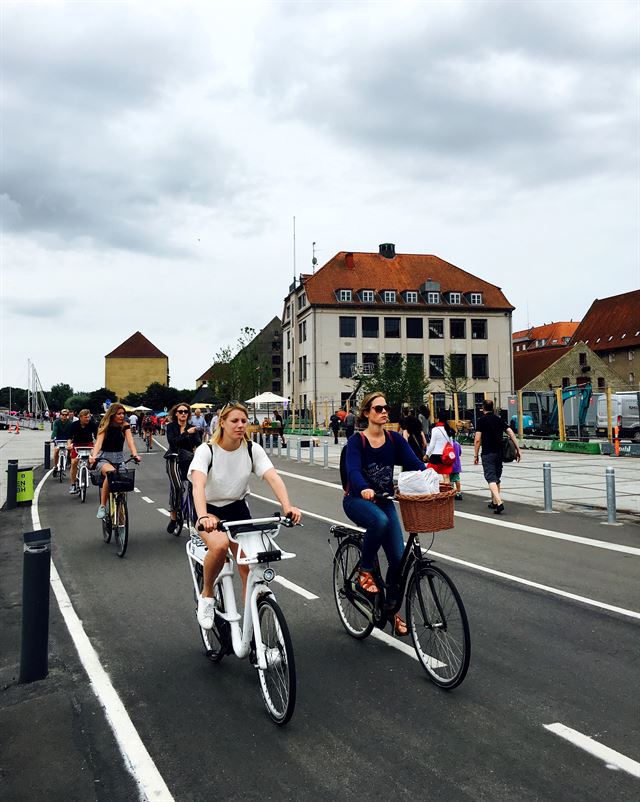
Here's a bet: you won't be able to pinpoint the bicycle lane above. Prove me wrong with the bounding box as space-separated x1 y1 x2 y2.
37 448 640 800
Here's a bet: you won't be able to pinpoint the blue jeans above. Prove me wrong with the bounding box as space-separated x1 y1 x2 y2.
343 495 405 591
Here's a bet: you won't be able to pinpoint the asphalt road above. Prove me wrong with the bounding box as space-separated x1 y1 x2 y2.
37 435 639 802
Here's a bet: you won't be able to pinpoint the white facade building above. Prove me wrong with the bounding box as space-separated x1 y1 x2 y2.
282 244 515 415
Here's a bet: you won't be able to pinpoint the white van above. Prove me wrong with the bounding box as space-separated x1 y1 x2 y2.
596 392 640 441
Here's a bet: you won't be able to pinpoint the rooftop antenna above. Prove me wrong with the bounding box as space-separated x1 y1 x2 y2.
312 241 318 273
293 216 296 283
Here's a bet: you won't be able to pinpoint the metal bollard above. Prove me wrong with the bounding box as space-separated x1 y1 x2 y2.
20 529 51 683
6 459 18 511
296 439 302 462
309 440 314 465
266 435 272 454
277 438 282 458
323 440 329 469
542 462 553 512
286 439 291 460
44 441 51 470
605 467 617 525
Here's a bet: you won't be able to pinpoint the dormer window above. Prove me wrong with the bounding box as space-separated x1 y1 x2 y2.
449 292 461 305
470 292 482 305
426 291 440 304
405 291 418 304
383 290 396 304
361 289 375 303
297 292 307 310
338 289 352 302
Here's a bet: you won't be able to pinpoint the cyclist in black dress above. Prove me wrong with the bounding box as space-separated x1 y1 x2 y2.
165 402 202 533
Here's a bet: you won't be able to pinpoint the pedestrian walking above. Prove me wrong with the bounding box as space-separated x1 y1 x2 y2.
418 404 431 440
452 440 463 500
344 409 356 439
273 409 286 446
426 409 455 482
473 399 521 514
400 407 427 460
329 413 341 444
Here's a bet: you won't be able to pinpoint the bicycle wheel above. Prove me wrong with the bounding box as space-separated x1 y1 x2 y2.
79 466 88 503
114 495 129 558
333 538 374 639
406 564 470 689
194 566 229 663
256 596 296 725
58 456 64 483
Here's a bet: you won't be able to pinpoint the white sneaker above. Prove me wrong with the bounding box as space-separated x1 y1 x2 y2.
97 505 107 519
69 485 79 494
197 596 216 630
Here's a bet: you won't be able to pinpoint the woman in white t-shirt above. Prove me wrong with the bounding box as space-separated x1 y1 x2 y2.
188 401 302 630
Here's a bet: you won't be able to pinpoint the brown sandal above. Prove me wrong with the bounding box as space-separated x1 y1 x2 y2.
357 571 380 594
392 614 409 637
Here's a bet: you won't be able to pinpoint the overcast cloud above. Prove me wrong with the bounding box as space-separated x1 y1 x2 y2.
1 0 638 393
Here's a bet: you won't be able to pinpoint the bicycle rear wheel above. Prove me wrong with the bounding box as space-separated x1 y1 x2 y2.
114 495 129 558
333 538 373 639
406 564 470 689
102 496 112 543
256 596 296 725
58 457 64 482
79 466 88 503
194 565 229 663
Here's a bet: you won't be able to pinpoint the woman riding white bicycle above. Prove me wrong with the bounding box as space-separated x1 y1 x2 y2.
188 401 302 630
89 404 140 519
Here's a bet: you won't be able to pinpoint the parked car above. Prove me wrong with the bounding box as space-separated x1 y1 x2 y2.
596 392 640 441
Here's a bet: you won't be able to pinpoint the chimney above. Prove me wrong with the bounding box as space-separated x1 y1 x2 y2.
345 252 355 269
379 243 396 259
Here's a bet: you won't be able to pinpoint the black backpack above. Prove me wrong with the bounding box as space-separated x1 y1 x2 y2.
207 440 253 471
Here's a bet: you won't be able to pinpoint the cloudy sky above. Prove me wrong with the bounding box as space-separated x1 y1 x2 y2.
2 0 638 393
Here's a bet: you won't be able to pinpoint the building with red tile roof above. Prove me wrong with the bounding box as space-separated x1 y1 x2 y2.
282 244 516 413
105 332 169 400
512 321 579 354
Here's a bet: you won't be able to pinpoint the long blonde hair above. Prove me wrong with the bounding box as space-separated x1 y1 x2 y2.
98 404 126 435
211 401 251 446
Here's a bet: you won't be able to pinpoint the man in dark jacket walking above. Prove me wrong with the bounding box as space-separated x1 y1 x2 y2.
473 400 521 514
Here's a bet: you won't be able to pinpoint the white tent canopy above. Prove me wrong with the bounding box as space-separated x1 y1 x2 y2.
245 392 289 405
133 405 152 412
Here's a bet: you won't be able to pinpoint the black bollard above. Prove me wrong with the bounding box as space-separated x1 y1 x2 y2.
6 459 18 510
44 441 51 470
19 529 51 683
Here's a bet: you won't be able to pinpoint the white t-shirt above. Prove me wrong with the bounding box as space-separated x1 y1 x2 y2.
129 414 138 427
187 441 273 507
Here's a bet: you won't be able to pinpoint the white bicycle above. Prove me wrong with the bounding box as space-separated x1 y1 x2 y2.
186 513 300 725
75 446 93 503
54 440 69 482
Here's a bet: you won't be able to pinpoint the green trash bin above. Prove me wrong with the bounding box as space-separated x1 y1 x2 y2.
16 467 34 504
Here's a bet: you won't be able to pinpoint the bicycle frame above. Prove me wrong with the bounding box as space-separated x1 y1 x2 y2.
186 517 296 670
54 440 68 471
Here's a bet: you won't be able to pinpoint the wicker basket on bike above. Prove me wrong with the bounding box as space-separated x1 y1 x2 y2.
395 483 456 532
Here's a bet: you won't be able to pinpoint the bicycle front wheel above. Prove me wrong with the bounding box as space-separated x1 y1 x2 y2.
102 499 112 543
114 495 129 558
257 596 296 725
79 466 88 503
406 565 470 689
333 538 373 639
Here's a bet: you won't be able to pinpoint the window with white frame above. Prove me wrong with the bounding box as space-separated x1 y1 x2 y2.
338 289 352 302
297 292 307 310
405 291 418 304
470 292 482 305
427 291 440 304
361 289 375 303
383 290 396 303
449 292 461 304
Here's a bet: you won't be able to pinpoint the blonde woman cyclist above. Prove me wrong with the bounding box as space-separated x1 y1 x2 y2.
89 404 140 519
188 401 302 630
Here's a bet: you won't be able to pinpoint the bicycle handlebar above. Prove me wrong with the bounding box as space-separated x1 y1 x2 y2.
197 513 302 533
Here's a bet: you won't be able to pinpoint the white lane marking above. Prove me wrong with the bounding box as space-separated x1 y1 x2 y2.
276 469 639 557
153 437 167 451
251 494 640 621
273 575 319 600
157 508 171 517
544 723 640 778
32 471 175 801
134 488 141 493
371 629 447 669
141 496 154 504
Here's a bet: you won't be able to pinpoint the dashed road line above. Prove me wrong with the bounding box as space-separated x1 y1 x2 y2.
273 576 318 600
141 496 154 504
157 508 171 517
544 723 640 778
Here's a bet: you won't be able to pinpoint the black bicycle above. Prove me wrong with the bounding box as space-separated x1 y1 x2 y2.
331 501 470 689
166 452 195 537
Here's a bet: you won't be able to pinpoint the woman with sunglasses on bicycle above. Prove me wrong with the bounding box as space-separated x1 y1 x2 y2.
188 401 302 630
342 392 427 636
89 404 140 519
165 402 203 534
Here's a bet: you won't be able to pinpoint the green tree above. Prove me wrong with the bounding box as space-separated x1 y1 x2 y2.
64 393 91 412
443 354 470 410
142 382 180 411
0 387 29 411
121 391 145 407
48 383 74 411
211 328 271 402
87 387 118 414
360 356 430 419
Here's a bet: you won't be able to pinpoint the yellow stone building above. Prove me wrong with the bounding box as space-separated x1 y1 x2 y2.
105 332 169 400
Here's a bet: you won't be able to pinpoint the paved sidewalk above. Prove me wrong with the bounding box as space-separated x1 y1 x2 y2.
260 435 640 519
0 428 51 505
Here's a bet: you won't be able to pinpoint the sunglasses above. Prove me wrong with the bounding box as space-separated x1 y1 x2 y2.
371 404 391 413
176 410 189 414
221 400 244 414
